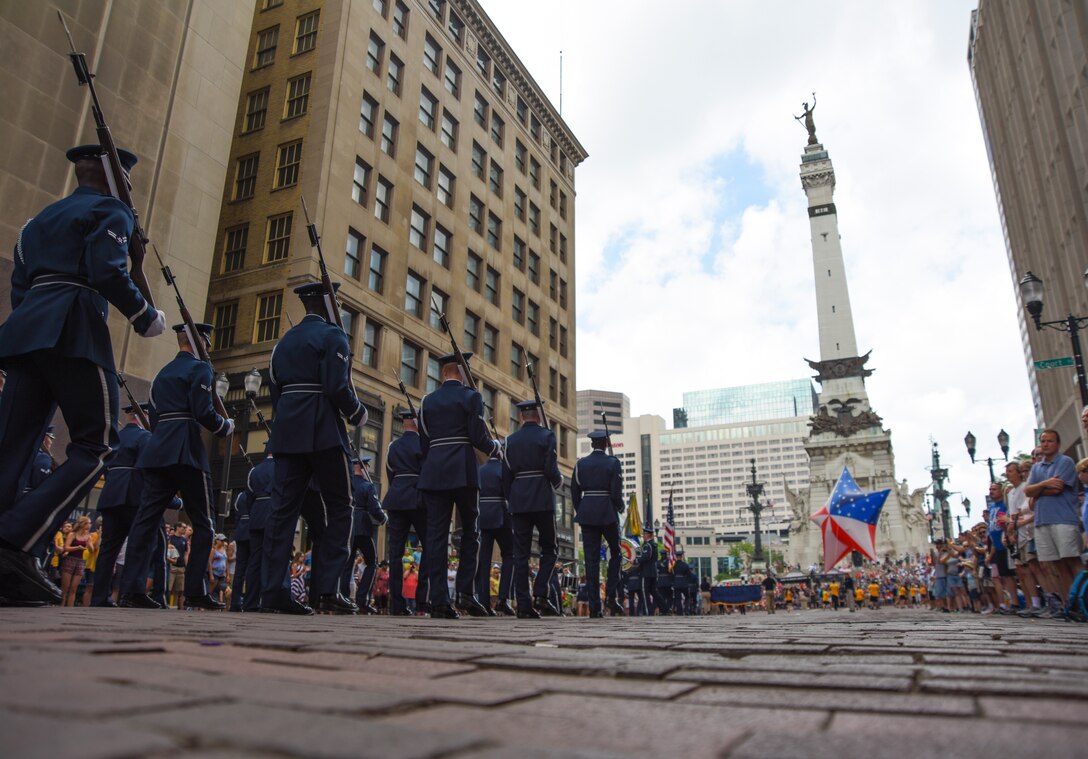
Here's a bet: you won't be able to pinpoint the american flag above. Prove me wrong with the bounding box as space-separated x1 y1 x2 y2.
663 490 676 566
810 467 889 571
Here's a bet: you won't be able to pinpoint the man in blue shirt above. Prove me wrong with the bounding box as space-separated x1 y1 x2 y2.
1026 428 1085 600
984 481 1017 613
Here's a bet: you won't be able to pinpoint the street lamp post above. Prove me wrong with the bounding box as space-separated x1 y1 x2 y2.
963 429 1010 483
929 442 952 541
1019 270 1088 408
214 369 264 534
745 459 766 563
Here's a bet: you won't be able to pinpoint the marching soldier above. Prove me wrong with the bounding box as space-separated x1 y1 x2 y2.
417 353 500 619
228 488 251 612
0 144 166 604
571 430 625 618
241 448 274 612
260 282 365 616
477 451 515 616
344 456 387 613
119 322 233 610
672 548 693 615
635 526 659 615
656 555 674 615
384 409 429 616
503 399 563 619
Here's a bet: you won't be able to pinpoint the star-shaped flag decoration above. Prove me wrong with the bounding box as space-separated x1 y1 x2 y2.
810 467 890 571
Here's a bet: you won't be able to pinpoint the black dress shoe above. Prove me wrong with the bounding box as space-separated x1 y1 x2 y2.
259 599 314 615
429 604 460 619
186 594 226 610
0 547 62 604
516 605 541 619
416 601 432 615
534 597 561 617
590 610 604 618
494 600 516 616
119 593 162 609
484 606 497 617
392 608 412 616
455 593 489 617
92 598 118 608
360 603 379 615
607 600 625 616
316 593 358 614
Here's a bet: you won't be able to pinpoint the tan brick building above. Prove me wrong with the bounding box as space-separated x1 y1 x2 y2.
205 0 586 558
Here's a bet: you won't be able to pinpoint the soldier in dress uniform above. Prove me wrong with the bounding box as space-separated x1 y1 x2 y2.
417 352 500 619
241 448 273 612
656 555 674 615
503 399 563 619
624 567 641 616
384 409 429 616
228 488 251 612
119 323 232 610
571 430 625 618
92 404 167 608
0 144 166 604
672 548 693 615
635 526 659 615
260 282 366 616
22 427 56 496
343 456 387 613
477 450 514 616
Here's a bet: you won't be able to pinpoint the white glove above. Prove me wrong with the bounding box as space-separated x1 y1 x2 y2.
221 418 235 437
140 309 166 338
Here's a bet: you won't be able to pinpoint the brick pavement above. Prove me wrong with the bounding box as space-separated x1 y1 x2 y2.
1 608 1086 758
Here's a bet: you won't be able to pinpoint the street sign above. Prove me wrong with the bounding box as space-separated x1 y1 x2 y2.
1034 357 1074 370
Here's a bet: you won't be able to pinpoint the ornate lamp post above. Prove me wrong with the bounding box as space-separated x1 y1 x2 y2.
963 429 1010 483
1019 270 1088 408
745 459 766 563
214 369 264 533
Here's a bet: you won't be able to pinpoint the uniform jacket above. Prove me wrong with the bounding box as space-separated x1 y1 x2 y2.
350 474 387 537
571 449 624 526
269 314 365 455
502 422 562 515
417 379 497 491
657 559 673 588
636 540 659 578
383 432 423 511
22 450 53 494
137 352 230 472
478 458 511 530
233 489 251 542
0 186 155 369
98 423 151 509
245 457 275 531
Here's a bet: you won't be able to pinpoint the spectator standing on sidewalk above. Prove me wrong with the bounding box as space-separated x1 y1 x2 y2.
1025 429 1084 601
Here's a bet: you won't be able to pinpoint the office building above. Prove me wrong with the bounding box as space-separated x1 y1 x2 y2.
675 379 818 428
576 389 629 436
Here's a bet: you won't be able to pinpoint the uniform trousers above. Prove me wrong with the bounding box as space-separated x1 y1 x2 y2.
342 533 376 605
386 507 428 613
421 487 480 608
299 488 330 603
0 352 117 552
476 526 513 607
92 504 166 606
512 510 557 608
637 577 658 615
261 450 351 607
243 528 265 611
673 585 690 615
229 539 250 611
656 582 674 615
121 465 213 599
580 521 621 614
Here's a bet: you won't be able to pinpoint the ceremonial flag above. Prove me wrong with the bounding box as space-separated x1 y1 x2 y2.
810 467 889 571
663 491 676 567
624 492 641 541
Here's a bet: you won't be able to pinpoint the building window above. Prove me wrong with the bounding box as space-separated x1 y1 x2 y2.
222 224 248 273
254 291 283 342
447 10 463 43
440 110 457 149
486 213 501 249
374 176 392 222
414 144 434 188
436 166 455 207
429 288 446 330
560 278 568 309
366 32 384 75
372 0 387 17
549 223 557 252
368 245 386 293
549 317 557 349
490 112 504 147
363 321 380 368
559 425 568 458
418 87 438 130
513 236 525 270
528 203 540 235
509 399 520 434
433 224 451 267
482 384 495 420
387 53 402 95
213 301 238 350
400 340 421 386
483 324 497 363
345 227 364 279
560 191 568 220
511 288 524 324
464 310 478 351
340 306 357 348
529 156 540 189
254 26 278 68
274 140 302 188
515 140 526 172
492 67 506 98
527 300 539 336
488 160 502 194
550 180 558 210
234 154 259 200
549 367 558 400
392 1 408 38
381 114 398 156
265 213 292 262
471 142 485 179
293 10 319 54
560 375 568 408
549 269 558 300
528 252 540 284
427 0 445 21
485 266 499 305
284 72 311 118
426 355 441 393
409 206 429 250
560 233 568 262
473 92 488 128
514 187 526 221
244 88 269 133
263 0 283 9
560 325 568 357
352 158 370 206
359 92 378 137
423 34 441 75
468 195 483 234
466 251 481 291
510 342 523 379
516 96 528 126
530 114 541 143
476 48 490 78
404 271 425 317
444 60 461 98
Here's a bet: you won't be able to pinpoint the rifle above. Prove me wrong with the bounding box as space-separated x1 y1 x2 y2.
247 395 273 437
389 370 418 420
57 11 155 311
525 360 550 430
599 409 615 457
150 245 228 419
300 196 343 329
430 294 477 392
116 372 151 430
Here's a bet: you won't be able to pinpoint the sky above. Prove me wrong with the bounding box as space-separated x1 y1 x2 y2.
480 0 1037 528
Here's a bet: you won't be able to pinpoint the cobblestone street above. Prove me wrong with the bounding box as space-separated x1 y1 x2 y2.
1 608 1087 757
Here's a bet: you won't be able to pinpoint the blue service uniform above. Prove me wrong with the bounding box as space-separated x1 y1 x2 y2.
417 379 499 608
384 430 429 613
242 456 274 611
634 539 659 615
21 449 58 561
571 448 624 615
502 421 563 609
0 186 158 554
341 473 386 606
120 351 230 599
475 457 513 609
229 489 251 611
656 557 674 615
672 557 693 614
261 314 366 608
91 422 167 607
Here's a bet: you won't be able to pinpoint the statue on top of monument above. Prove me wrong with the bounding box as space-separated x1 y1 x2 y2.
794 92 818 145
783 479 809 533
